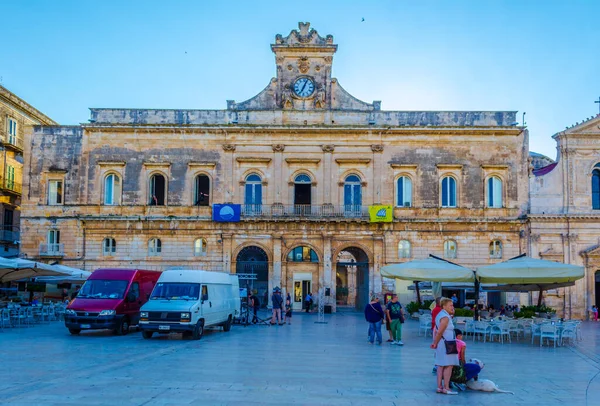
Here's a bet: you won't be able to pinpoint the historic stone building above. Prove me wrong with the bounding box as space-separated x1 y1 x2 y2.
21 23 530 311
0 85 56 257
530 114 600 318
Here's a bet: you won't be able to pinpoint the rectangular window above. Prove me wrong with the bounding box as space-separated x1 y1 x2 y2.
47 229 61 254
48 180 63 205
7 118 17 145
6 166 15 190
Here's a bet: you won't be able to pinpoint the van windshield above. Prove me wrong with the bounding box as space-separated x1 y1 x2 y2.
77 280 129 299
150 283 200 301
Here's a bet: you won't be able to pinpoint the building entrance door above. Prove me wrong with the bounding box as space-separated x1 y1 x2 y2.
236 246 269 308
336 247 370 311
293 272 312 311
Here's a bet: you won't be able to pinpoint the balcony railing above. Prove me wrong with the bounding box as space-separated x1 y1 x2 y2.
1 130 24 150
39 243 64 257
0 226 20 243
0 178 22 195
240 204 370 220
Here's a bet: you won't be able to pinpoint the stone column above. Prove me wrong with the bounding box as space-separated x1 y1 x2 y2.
372 236 384 295
272 236 282 290
371 144 384 204
221 144 236 202
222 233 232 273
322 144 334 204
272 145 284 203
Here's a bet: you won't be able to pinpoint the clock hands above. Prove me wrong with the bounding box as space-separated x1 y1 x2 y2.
300 79 308 95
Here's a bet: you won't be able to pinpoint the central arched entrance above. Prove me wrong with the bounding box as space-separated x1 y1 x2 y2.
236 246 269 308
336 247 369 310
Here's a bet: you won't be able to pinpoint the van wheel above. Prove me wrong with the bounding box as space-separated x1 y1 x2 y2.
115 317 130 336
142 330 153 339
192 320 204 340
69 328 81 335
223 315 232 332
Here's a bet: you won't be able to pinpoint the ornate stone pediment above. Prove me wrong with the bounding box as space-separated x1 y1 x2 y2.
581 244 600 258
274 22 334 47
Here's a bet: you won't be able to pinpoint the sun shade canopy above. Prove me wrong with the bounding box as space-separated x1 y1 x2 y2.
380 256 475 283
476 256 584 284
0 257 67 283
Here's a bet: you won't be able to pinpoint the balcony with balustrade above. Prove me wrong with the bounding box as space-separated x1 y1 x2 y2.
39 243 64 257
0 177 22 196
240 204 370 221
1 130 24 151
0 226 20 243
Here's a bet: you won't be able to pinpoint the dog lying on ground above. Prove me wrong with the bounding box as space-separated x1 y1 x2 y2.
466 379 514 394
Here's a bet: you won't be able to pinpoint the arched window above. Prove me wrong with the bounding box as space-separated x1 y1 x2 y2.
487 176 503 208
103 238 116 255
245 173 262 207
149 174 166 206
444 240 457 259
294 173 312 207
194 174 210 206
344 174 362 210
396 176 412 207
490 240 502 259
148 238 162 256
593 164 600 210
398 240 411 258
194 238 207 257
441 176 457 208
104 174 121 205
287 246 318 262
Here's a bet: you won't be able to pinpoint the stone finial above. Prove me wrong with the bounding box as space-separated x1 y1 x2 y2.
299 22 310 36
222 144 236 152
272 144 285 152
371 144 384 153
321 144 335 153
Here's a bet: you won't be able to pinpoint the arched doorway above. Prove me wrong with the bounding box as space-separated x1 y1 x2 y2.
236 246 269 308
595 270 600 309
336 247 369 310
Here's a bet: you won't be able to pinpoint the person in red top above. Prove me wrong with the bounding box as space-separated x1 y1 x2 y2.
431 297 442 373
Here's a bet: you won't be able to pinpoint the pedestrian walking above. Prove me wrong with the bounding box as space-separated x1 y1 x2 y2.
285 292 292 325
304 292 312 313
385 294 405 345
430 297 459 395
248 292 260 324
364 295 384 345
592 305 598 321
271 288 284 325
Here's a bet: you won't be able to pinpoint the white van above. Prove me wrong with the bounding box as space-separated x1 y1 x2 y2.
139 270 240 340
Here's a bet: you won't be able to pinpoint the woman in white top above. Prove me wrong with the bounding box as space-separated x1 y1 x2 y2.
430 297 460 395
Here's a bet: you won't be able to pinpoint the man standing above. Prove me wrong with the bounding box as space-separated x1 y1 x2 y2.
451 293 458 306
385 294 405 345
248 292 260 324
304 292 312 313
271 288 284 325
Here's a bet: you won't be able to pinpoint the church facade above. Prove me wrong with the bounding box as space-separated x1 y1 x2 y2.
21 23 539 312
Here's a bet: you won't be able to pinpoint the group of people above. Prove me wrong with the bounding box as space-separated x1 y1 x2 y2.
430 297 482 395
247 288 292 325
364 294 405 345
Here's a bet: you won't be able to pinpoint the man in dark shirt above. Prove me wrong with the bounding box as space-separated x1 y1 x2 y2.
248 292 260 323
385 294 405 345
271 289 284 325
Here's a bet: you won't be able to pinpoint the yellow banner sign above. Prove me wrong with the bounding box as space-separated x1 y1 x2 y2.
369 205 393 223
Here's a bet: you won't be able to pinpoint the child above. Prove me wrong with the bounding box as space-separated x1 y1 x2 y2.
593 305 598 322
450 329 468 391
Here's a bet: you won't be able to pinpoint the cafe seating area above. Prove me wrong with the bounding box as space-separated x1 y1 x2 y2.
0 302 67 330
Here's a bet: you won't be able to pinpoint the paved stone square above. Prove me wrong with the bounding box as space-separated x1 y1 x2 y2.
1 312 600 406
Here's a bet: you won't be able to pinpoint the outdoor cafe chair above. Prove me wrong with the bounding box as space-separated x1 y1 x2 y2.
489 322 511 344
464 319 475 339
0 309 11 330
419 315 432 337
507 320 522 339
539 324 559 348
40 306 51 323
25 307 36 327
12 308 27 328
560 326 577 346
473 321 490 342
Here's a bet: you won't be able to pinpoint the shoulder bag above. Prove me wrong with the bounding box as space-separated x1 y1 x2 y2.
436 312 458 355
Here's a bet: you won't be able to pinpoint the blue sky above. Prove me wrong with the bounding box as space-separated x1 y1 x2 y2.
2 0 599 160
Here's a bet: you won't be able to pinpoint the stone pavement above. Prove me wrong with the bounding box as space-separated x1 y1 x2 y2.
1 312 600 406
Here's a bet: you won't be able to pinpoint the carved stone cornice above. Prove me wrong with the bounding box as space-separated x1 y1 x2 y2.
370 144 384 153
321 144 335 153
222 144 236 152
272 144 285 152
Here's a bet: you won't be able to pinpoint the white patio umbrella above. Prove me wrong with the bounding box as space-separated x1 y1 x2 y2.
381 255 475 304
0 257 67 283
476 255 585 306
33 265 92 283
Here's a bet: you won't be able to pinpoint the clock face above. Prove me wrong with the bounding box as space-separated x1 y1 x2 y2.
293 77 315 98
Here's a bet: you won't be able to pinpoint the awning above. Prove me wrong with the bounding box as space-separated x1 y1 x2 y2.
476 255 584 284
33 265 92 283
0 257 67 282
381 256 475 282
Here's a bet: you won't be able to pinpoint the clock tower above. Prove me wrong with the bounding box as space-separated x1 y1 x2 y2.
227 22 379 112
271 22 336 109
